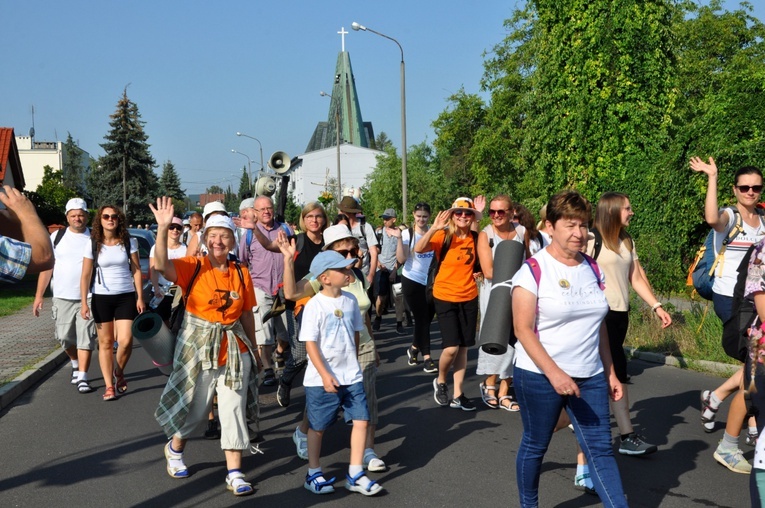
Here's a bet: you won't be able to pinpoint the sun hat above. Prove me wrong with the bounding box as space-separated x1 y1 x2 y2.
65 198 88 214
310 250 354 278
322 224 355 251
448 197 482 220
182 218 190 226
380 208 397 219
203 201 227 220
239 197 255 211
338 196 362 214
203 215 236 234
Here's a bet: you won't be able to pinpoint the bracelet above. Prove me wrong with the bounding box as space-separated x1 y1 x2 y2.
651 302 663 312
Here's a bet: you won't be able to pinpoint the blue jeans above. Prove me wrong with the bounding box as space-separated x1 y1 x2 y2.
514 366 627 508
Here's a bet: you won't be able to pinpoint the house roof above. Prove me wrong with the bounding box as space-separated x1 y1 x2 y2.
0 128 25 190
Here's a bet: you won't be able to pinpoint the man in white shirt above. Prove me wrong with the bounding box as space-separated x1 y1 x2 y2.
33 198 97 393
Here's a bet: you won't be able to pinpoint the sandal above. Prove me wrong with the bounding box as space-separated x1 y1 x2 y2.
226 471 254 496
164 442 189 478
114 368 128 394
480 381 499 409
77 379 94 394
304 471 336 494
499 395 520 412
103 386 118 401
700 389 718 433
70 367 78 385
345 471 383 496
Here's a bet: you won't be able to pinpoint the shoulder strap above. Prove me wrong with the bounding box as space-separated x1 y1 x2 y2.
184 259 202 302
470 230 480 271
524 258 542 287
246 229 253 250
723 207 744 247
591 228 603 260
407 226 414 253
53 227 67 248
296 233 306 255
581 253 606 290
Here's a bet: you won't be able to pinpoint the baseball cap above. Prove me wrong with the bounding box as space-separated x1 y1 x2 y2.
239 197 255 211
203 215 236 234
203 201 227 220
65 198 88 214
380 208 397 219
310 250 355 278
322 224 355 250
171 217 184 226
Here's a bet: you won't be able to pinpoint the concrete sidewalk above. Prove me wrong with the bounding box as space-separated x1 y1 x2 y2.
0 297 65 411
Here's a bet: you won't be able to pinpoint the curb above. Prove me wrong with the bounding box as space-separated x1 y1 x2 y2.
0 349 67 412
626 347 740 377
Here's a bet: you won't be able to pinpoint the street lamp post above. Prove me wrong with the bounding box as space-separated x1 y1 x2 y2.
230 149 253 190
320 91 342 204
122 141 128 218
351 21 408 219
235 132 265 173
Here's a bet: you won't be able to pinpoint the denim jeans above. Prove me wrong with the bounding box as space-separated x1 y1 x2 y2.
514 366 627 508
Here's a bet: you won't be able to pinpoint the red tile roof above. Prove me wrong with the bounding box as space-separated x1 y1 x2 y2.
0 128 12 178
0 128 25 189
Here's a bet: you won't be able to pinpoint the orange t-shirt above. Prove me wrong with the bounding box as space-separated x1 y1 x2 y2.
428 230 479 302
173 256 256 365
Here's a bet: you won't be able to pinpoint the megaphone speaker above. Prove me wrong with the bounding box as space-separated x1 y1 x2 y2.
268 151 291 174
255 176 277 197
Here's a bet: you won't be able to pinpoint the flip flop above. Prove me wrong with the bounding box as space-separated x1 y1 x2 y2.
480 382 499 409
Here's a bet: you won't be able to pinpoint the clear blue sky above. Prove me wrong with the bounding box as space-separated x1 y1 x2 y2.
1 1 761 195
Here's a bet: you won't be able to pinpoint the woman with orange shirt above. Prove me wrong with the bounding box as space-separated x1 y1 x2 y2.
150 197 260 497
415 197 482 411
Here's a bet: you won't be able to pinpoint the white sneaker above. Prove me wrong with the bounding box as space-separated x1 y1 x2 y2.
363 451 387 472
293 427 308 460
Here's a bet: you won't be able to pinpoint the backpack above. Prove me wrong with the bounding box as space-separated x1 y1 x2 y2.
687 208 759 300
53 227 67 247
425 230 480 304
722 243 757 362
245 223 294 251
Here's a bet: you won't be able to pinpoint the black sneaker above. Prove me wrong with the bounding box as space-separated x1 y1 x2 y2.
618 433 657 456
262 368 276 387
396 322 405 334
372 317 382 332
433 378 449 406
204 418 221 439
422 358 438 374
405 311 413 327
276 380 291 407
407 346 418 366
450 394 476 412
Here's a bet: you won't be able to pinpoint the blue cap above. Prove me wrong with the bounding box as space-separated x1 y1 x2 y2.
309 250 353 278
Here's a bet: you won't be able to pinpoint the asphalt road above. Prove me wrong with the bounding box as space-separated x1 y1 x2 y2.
0 317 753 507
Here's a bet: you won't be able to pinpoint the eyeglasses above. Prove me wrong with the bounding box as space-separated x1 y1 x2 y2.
102 214 119 221
488 209 509 217
335 248 359 258
257 207 274 212
453 210 474 217
737 185 763 193
168 225 183 231
304 214 324 221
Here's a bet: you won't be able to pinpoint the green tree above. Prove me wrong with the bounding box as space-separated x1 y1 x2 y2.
238 166 251 198
89 88 158 223
283 191 302 227
207 185 224 195
62 133 87 199
223 185 239 212
159 160 186 201
374 132 393 152
35 165 76 225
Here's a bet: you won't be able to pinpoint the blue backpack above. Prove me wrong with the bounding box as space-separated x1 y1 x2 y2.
688 207 751 301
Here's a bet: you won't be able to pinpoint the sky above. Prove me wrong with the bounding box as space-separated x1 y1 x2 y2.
2 1 762 195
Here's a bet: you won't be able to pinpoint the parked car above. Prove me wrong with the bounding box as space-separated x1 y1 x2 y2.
128 228 155 285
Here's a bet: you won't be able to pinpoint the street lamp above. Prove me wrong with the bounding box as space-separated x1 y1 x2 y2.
351 21 408 218
320 91 343 204
235 132 265 173
230 149 253 190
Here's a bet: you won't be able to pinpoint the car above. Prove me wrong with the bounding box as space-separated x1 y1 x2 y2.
128 228 155 284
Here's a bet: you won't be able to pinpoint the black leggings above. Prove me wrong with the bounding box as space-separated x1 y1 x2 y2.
401 275 435 356
604 309 629 383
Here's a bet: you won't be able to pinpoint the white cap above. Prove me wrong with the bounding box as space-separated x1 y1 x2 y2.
322 224 354 250
239 197 255 211
203 201 227 220
203 215 236 234
65 198 87 214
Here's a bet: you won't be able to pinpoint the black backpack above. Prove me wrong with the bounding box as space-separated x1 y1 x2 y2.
722 244 757 362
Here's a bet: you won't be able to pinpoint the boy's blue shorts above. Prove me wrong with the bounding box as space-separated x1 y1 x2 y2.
305 382 370 431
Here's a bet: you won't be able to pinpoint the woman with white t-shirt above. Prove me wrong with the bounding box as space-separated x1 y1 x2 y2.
149 216 188 325
80 205 145 401
512 190 626 508
692 158 765 474
392 203 437 373
476 195 525 410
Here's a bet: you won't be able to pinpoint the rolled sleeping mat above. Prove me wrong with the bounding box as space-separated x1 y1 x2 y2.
132 312 175 375
478 240 526 355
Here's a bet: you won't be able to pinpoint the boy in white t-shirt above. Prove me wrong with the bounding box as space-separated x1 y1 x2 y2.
299 250 383 497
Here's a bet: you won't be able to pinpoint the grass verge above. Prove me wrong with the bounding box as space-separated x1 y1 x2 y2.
0 285 36 317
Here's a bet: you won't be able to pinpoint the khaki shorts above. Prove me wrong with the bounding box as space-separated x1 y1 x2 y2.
52 297 96 351
358 339 378 425
253 287 288 347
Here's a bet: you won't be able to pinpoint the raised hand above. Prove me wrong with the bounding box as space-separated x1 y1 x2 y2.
276 230 296 259
690 156 717 178
473 195 486 213
148 196 175 226
432 210 451 230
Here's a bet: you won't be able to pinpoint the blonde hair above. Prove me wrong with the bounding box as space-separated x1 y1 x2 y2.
298 202 328 232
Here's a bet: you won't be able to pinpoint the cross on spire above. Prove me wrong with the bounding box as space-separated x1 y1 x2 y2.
338 26 348 52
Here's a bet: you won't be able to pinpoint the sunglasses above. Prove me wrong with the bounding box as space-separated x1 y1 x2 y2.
102 214 119 221
335 248 359 258
414 203 431 213
488 209 509 217
169 225 183 231
737 185 763 193
453 210 474 217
